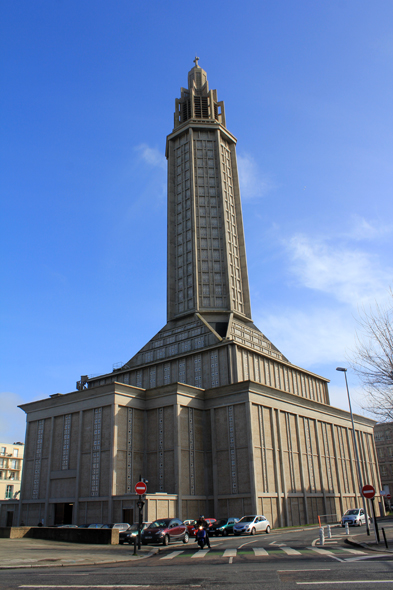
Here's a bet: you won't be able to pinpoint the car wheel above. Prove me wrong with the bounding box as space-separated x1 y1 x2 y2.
265 525 270 534
183 533 189 544
250 527 256 535
223 529 228 536
163 535 170 546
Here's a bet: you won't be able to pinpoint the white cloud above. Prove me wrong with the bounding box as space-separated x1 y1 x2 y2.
0 392 27 443
345 215 393 241
254 307 355 368
287 234 392 307
135 144 166 170
237 153 273 200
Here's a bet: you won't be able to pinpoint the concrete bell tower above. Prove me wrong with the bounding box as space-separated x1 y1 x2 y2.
166 58 252 334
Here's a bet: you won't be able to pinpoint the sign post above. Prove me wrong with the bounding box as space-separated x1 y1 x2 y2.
135 480 147 550
362 484 379 544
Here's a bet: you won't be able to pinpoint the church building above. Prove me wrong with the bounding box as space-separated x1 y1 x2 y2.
17 60 379 528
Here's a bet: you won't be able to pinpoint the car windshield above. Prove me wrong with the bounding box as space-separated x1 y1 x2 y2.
344 510 359 516
128 524 139 531
150 520 170 528
216 519 228 526
238 516 255 523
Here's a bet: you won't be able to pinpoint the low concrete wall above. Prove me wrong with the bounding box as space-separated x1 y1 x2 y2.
0 527 119 544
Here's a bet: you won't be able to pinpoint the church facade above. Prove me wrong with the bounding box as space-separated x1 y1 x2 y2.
17 61 379 528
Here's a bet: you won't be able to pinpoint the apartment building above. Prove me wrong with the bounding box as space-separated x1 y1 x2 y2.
0 442 24 500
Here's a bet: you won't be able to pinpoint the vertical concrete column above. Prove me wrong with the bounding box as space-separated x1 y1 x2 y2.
74 410 83 525
275 409 289 526
18 419 29 524
271 408 283 528
210 408 219 519
44 416 54 526
174 402 182 520
108 403 117 523
245 400 258 514
314 420 328 518
330 424 344 518
345 426 358 506
295 414 309 524
360 431 371 484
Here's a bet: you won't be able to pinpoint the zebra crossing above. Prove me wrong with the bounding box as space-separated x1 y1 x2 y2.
158 545 367 561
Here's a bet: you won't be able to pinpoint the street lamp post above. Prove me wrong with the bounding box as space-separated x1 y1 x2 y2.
336 367 371 537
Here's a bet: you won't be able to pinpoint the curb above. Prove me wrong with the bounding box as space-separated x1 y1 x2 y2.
345 536 393 553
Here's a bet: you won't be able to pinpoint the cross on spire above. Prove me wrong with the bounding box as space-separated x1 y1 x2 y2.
193 56 200 67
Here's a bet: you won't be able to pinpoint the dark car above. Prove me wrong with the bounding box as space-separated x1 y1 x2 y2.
211 518 239 536
119 522 150 544
141 518 189 546
102 523 130 532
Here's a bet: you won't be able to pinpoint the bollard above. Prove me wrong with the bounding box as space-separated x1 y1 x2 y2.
345 522 349 536
382 528 389 549
327 525 332 539
319 527 325 546
133 536 137 555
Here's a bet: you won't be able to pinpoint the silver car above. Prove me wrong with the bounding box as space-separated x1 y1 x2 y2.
341 508 368 527
233 515 271 535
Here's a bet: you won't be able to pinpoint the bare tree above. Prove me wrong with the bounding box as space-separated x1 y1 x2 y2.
351 289 393 421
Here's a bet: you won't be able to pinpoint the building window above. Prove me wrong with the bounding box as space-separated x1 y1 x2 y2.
0 447 5 456
375 432 384 442
10 459 17 469
6 485 13 499
0 459 3 468
378 448 385 460
13 449 19 457
380 465 388 477
386 431 392 441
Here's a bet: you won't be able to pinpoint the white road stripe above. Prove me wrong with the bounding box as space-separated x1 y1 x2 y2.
296 582 393 586
222 549 237 557
280 547 302 555
191 549 209 558
160 551 184 560
309 547 336 556
339 548 366 554
253 548 269 556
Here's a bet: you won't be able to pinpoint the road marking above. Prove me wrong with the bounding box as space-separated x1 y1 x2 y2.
253 548 269 556
296 582 393 586
191 549 209 558
339 548 366 554
308 547 344 562
160 551 184 560
222 549 237 557
229 557 233 564
278 569 331 572
280 547 302 555
19 587 151 589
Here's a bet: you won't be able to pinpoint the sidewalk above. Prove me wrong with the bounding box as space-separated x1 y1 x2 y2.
346 518 393 553
0 538 159 569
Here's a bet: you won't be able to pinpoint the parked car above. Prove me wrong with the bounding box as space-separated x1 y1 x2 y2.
233 515 270 535
341 509 369 527
87 523 104 528
141 518 189 546
102 523 130 532
57 524 78 528
211 518 239 536
119 522 151 544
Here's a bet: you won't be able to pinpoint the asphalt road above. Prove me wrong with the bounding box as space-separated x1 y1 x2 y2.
1 527 393 590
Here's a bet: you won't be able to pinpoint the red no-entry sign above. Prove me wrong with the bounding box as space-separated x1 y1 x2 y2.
386 493 391 500
362 484 376 499
135 481 147 495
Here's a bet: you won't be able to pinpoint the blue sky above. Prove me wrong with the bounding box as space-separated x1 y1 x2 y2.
1 0 392 442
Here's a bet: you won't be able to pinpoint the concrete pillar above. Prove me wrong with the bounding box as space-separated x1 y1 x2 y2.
271 408 283 528
44 416 54 526
245 400 258 514
210 408 219 519
74 410 83 525
174 402 182 520
108 403 117 523
330 424 344 519
295 414 309 524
